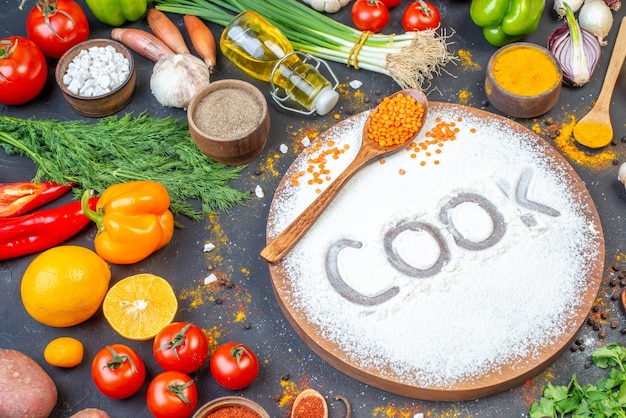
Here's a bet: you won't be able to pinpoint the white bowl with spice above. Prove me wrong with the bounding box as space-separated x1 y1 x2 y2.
187 79 270 165
485 42 562 119
55 38 136 118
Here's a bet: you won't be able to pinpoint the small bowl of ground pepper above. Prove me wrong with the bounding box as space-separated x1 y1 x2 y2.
485 42 562 119
188 79 270 165
192 396 270 418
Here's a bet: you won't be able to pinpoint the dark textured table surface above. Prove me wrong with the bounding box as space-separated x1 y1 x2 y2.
2 0 626 416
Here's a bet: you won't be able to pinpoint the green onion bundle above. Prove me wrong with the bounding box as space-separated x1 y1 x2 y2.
154 0 456 89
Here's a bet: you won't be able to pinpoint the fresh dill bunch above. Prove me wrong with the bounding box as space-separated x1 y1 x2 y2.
0 113 250 220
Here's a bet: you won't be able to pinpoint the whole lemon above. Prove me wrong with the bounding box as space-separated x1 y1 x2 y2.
21 246 111 327
44 337 84 368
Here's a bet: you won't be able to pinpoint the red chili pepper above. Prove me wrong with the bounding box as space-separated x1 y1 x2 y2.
0 181 73 217
0 197 99 261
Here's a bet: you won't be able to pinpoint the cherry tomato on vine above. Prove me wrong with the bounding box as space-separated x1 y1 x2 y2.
26 0 89 59
402 0 441 31
380 0 403 7
351 0 390 33
209 342 259 390
91 344 146 399
0 36 47 106
147 371 198 418
153 322 209 374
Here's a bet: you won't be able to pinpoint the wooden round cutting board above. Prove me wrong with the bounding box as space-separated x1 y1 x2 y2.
265 102 605 401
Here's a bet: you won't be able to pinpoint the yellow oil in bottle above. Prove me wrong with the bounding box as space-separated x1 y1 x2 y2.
220 12 338 115
220 12 292 82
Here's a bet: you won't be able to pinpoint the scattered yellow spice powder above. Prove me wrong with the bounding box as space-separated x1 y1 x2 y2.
457 49 481 72
552 115 616 170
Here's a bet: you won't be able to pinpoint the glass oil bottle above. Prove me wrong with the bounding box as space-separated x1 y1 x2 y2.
220 11 339 115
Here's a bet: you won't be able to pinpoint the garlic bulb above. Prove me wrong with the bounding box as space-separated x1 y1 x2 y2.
150 53 211 109
618 162 626 185
554 0 584 16
302 0 352 13
579 0 613 45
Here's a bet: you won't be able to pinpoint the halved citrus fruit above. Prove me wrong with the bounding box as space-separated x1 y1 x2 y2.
102 273 178 341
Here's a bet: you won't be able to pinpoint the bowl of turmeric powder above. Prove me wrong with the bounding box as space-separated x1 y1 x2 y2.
485 42 562 119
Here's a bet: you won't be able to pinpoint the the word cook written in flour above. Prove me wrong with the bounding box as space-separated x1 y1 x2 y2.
325 167 561 307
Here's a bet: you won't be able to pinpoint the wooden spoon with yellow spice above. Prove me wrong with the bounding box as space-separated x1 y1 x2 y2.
573 16 626 148
260 88 428 263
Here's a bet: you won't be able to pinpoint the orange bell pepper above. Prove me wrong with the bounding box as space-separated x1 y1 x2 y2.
81 181 174 264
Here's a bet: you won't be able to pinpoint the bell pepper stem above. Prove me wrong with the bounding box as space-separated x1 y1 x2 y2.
81 189 104 233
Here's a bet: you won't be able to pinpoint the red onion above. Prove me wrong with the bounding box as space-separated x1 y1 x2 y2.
547 3 602 86
603 0 621 11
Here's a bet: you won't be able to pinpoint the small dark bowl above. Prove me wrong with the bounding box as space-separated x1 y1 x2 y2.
192 396 270 418
485 42 562 119
55 39 136 118
188 79 270 165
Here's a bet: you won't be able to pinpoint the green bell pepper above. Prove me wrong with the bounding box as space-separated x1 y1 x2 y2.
84 0 149 26
470 0 545 46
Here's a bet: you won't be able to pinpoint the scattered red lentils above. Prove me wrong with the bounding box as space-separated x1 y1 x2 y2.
367 93 425 147
407 117 464 166
289 138 351 193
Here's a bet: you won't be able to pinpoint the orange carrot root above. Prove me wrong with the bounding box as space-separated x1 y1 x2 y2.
184 15 217 72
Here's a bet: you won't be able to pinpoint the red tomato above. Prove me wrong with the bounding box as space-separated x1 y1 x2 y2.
380 0 403 7
351 0 390 33
147 371 198 418
0 36 47 106
209 342 259 390
91 344 146 399
26 0 89 59
153 322 209 374
402 0 441 31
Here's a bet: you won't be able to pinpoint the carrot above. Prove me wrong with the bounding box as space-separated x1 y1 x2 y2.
147 8 190 55
111 28 175 63
184 15 217 72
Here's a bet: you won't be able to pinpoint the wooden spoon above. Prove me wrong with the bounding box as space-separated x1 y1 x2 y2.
573 16 626 148
291 388 328 418
260 88 428 263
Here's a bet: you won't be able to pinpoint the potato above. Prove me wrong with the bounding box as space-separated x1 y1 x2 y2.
69 408 111 418
0 349 57 418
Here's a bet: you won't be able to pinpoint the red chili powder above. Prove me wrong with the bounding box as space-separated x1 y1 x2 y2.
292 395 325 417
205 405 261 418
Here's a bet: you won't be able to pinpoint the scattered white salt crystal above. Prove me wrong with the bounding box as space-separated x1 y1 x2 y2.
203 243 216 252
204 273 218 284
301 136 311 147
279 143 288 154
255 185 264 198
349 79 363 89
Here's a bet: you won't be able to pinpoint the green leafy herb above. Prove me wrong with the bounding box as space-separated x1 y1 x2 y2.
530 343 626 418
0 113 249 220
